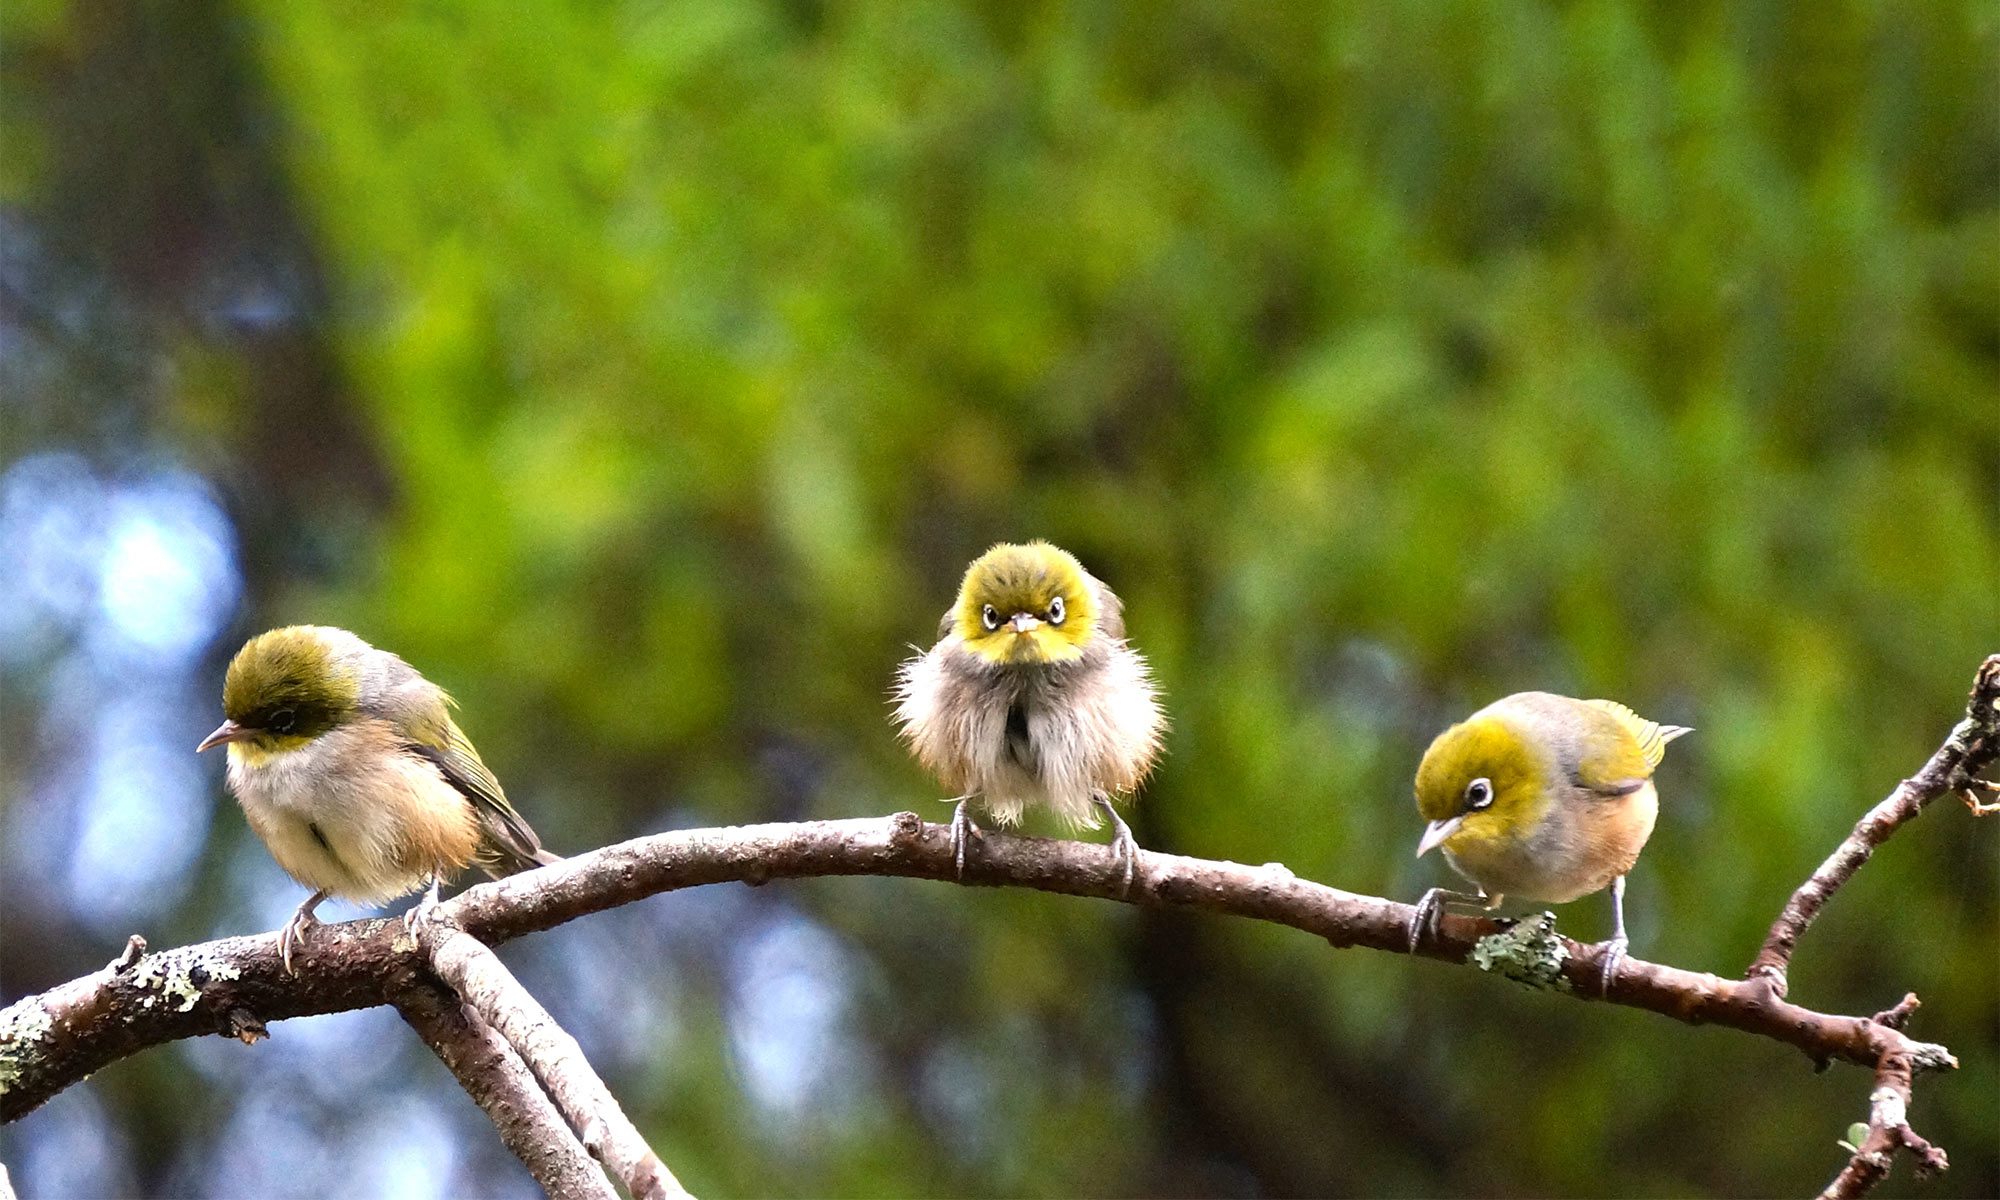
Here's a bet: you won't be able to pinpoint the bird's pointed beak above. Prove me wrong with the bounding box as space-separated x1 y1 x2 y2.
1416 816 1462 859
1009 613 1041 634
197 720 246 754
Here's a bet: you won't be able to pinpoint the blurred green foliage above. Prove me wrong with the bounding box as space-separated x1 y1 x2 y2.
4 0 1996 1196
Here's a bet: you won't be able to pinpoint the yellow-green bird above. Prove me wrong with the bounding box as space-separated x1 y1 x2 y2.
1409 692 1690 990
198 625 558 971
893 541 1165 890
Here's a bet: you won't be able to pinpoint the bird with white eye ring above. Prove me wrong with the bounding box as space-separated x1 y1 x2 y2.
1409 691 1690 994
893 541 1164 891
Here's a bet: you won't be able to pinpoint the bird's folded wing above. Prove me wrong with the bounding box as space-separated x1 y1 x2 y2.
404 723 552 869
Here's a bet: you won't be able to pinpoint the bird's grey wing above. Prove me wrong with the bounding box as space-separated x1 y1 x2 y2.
1091 576 1127 640
937 605 956 640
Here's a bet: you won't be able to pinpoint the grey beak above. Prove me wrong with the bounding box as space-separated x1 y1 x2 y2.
196 720 246 754
1009 612 1042 634
1416 816 1462 859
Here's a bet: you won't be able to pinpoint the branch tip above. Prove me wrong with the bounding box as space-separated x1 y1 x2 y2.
105 934 147 975
1751 655 2000 985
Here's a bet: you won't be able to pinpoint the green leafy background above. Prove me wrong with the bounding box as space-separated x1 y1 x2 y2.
3 2 1995 1196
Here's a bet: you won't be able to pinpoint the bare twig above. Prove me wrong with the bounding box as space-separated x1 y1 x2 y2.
394 977 617 1200
1749 654 2000 993
418 923 690 1200
1822 1041 1950 1199
103 934 147 974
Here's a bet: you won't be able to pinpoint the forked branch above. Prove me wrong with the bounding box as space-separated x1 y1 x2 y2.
3 656 1994 1199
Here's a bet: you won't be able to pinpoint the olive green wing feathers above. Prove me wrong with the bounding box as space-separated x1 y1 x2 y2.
1582 699 1693 769
398 694 558 876
1574 698 1692 795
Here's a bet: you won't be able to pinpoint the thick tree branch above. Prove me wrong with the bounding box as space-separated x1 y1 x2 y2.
0 820 1957 1108
1749 654 2000 993
393 976 617 1200
418 922 689 1200
3 655 1992 1196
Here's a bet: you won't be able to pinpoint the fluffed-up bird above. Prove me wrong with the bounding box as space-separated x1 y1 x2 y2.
894 541 1165 890
198 625 558 971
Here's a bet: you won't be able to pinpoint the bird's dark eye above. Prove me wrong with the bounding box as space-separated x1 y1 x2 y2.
1047 595 1066 625
1464 777 1493 811
981 605 1001 632
269 708 298 735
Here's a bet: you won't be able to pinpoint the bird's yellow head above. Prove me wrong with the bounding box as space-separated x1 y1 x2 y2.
1412 714 1551 858
952 541 1101 666
198 626 365 765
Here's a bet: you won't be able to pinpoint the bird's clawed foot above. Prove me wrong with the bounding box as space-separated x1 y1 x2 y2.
1093 792 1140 897
1597 873 1631 996
403 875 444 940
948 798 979 881
1594 936 1628 997
280 890 328 975
1406 887 1494 954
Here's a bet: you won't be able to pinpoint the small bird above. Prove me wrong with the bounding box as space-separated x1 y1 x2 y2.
197 625 558 971
893 541 1165 890
1409 691 1689 991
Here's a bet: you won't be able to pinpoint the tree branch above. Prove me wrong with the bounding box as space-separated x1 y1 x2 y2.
393 976 617 1200
1749 654 2000 992
4 655 1993 1196
0 819 1959 1111
1821 1007 1950 1200
418 921 690 1200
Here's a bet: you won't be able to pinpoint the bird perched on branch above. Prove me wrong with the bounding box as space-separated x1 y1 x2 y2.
1409 691 1690 991
198 625 558 971
894 541 1165 891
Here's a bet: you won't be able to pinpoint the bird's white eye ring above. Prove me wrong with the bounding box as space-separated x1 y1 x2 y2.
1465 777 1493 811
981 605 1001 632
269 707 298 735
1047 595 1066 625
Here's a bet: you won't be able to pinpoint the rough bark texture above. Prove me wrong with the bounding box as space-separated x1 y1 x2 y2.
419 924 690 1200
1820 1004 1951 1200
394 977 617 1200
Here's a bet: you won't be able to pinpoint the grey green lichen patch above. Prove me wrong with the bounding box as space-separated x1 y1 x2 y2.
1 997 57 1095
132 948 241 1013
1469 911 1571 992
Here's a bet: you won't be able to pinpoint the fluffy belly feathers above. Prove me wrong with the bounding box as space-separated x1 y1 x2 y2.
895 640 1162 829
228 722 481 906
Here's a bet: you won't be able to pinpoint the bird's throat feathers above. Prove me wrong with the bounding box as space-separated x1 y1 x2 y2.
225 733 317 768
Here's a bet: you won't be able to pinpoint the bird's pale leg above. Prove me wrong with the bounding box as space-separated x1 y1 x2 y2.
403 873 444 939
1092 792 1140 896
1406 887 1499 953
1596 874 1630 996
947 797 979 881
280 889 328 975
